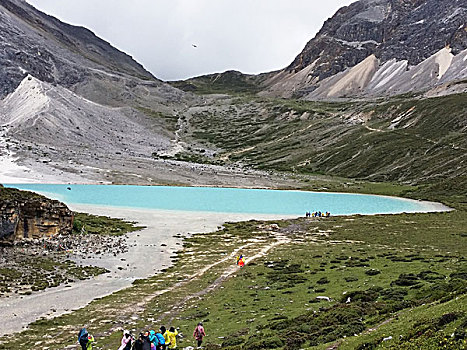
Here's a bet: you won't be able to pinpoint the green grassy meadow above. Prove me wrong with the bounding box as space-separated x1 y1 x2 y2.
1 194 465 349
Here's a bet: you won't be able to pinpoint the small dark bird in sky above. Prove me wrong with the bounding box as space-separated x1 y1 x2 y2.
192 44 197 48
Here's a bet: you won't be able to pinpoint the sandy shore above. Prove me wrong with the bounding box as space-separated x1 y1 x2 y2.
0 204 296 336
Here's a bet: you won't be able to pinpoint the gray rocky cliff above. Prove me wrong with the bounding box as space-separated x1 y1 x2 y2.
263 0 466 98
287 0 466 80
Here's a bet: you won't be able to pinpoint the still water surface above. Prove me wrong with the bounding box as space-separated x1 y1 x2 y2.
6 184 433 215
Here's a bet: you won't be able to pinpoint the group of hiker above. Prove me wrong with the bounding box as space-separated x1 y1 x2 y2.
76 253 245 349
305 211 330 218
78 322 206 349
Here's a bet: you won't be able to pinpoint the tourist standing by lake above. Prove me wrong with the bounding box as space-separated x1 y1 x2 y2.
193 322 206 348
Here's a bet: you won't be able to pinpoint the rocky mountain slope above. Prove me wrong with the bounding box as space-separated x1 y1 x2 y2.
0 0 154 95
0 0 218 185
0 0 465 190
260 0 467 99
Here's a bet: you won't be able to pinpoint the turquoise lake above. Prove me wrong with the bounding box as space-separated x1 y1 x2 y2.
4 184 435 216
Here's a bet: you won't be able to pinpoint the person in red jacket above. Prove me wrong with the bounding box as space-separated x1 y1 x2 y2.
193 322 206 348
236 255 245 267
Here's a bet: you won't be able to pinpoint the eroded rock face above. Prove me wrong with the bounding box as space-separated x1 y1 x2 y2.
287 0 466 78
0 187 73 244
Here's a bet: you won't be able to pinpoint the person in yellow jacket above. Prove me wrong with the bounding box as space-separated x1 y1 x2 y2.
163 326 178 349
86 334 95 350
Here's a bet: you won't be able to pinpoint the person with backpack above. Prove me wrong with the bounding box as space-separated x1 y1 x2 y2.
78 328 88 350
155 329 166 350
78 327 95 350
149 330 159 350
193 322 206 348
79 328 95 350
86 334 95 350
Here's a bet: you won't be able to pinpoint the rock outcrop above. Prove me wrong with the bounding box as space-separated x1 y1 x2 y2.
0 186 73 244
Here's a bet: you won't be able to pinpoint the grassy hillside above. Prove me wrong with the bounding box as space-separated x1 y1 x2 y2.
177 93 466 190
170 70 270 95
171 212 466 350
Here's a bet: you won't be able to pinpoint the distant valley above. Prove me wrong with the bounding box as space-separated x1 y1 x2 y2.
0 0 465 195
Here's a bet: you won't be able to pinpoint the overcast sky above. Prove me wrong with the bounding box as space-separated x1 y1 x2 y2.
26 0 354 81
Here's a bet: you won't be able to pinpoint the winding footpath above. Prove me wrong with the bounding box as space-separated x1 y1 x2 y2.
74 230 291 348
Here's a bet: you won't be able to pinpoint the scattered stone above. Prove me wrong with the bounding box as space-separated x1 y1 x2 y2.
316 296 331 302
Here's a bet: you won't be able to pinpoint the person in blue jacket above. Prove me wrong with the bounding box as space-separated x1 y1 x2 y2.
149 330 159 349
155 329 166 350
78 328 88 350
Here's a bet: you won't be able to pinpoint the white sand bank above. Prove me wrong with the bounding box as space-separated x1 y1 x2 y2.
0 204 296 336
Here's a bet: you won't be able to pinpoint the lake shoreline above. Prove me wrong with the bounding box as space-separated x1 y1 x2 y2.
4 183 452 216
0 204 297 336
0 183 452 336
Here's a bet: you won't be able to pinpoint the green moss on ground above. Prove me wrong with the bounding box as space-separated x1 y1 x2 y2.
0 185 51 201
72 212 144 236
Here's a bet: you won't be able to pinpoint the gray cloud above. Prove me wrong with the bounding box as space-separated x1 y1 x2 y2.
26 0 354 81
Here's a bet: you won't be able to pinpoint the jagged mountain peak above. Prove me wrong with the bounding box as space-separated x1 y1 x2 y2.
0 0 158 99
262 0 466 99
